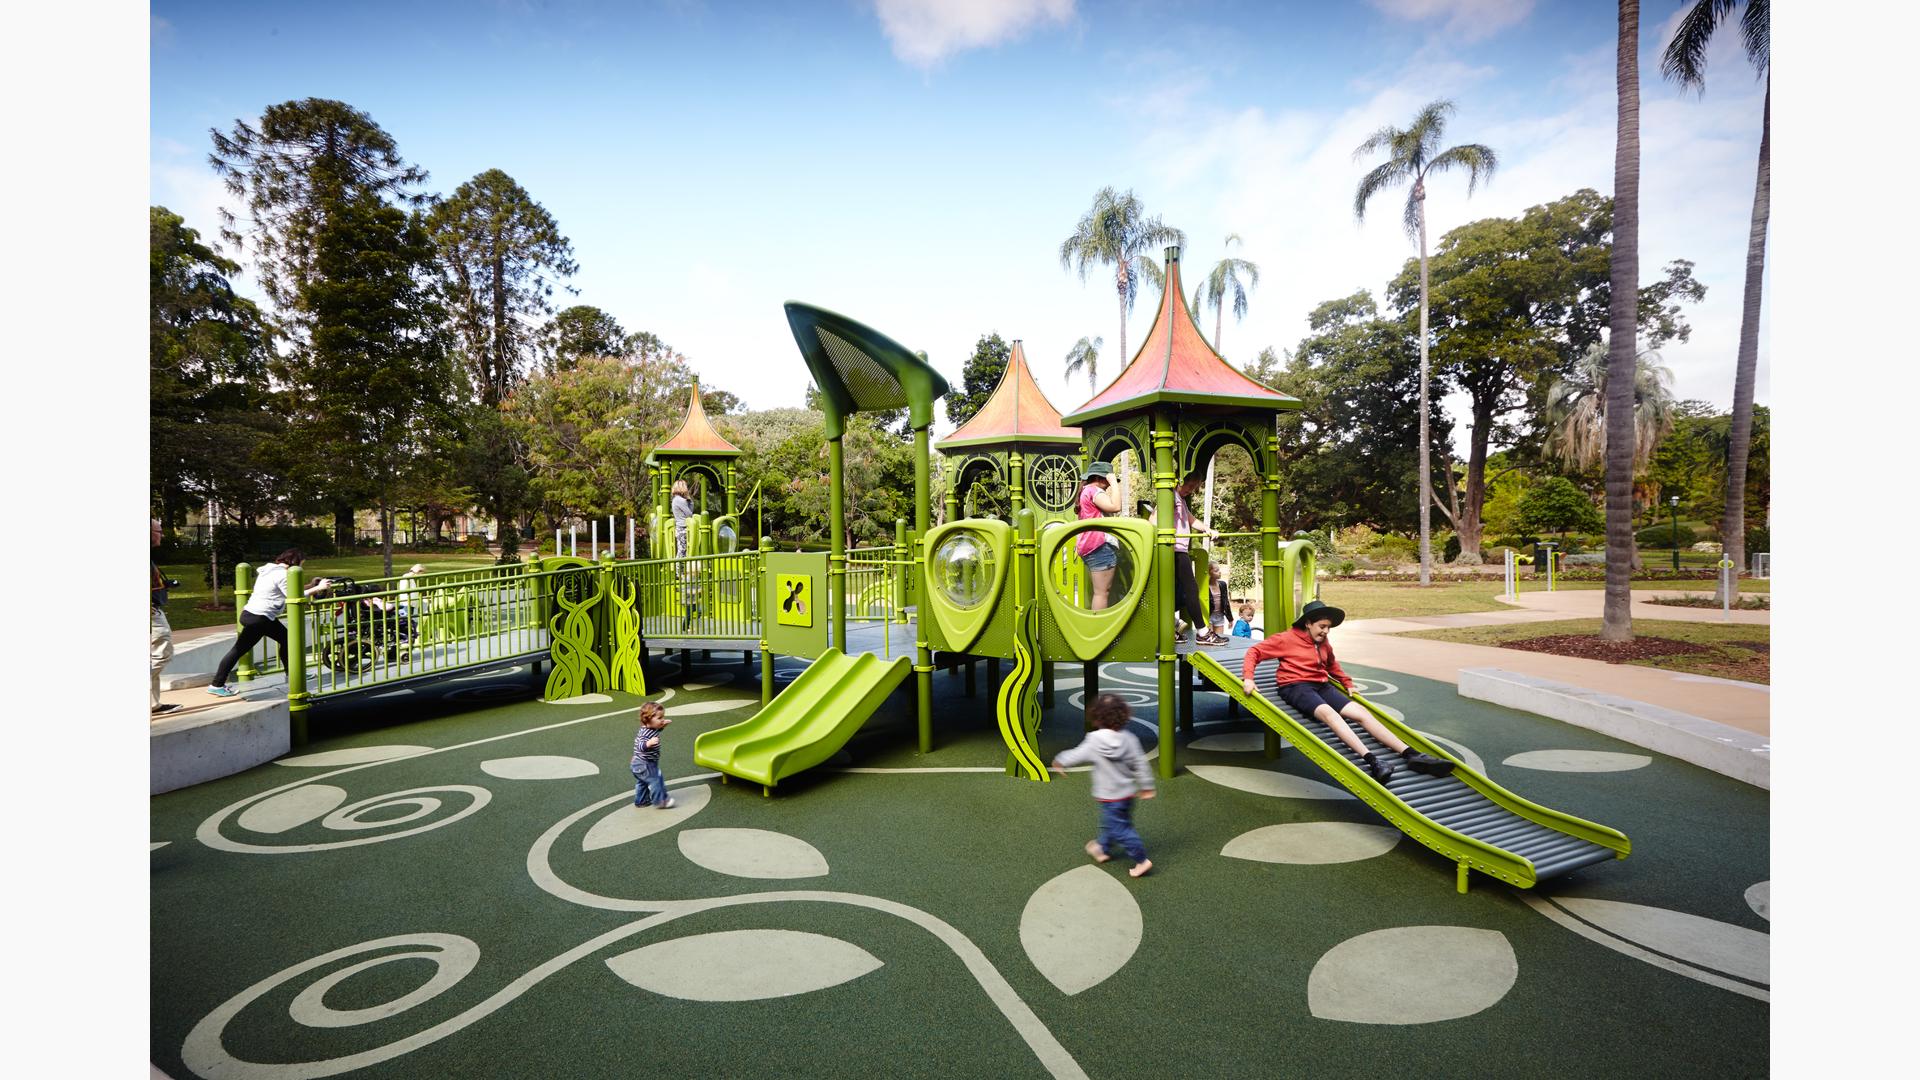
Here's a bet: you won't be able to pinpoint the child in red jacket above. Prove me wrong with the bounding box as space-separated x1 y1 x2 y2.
1239 600 1455 783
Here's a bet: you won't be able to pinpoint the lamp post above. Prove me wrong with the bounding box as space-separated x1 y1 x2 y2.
1669 495 1681 572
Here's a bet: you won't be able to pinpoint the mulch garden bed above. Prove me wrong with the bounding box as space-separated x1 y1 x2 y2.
1497 634 1716 663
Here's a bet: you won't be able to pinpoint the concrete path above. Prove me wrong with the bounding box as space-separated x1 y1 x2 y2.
1502 587 1770 625
1334 589 1769 738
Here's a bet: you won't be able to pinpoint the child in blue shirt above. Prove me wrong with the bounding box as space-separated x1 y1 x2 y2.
631 701 675 809
1231 603 1254 638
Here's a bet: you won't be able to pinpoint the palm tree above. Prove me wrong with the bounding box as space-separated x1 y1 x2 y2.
1059 188 1185 372
1063 336 1103 393
1601 1 1642 641
1352 101 1497 586
1544 342 1677 473
1663 0 1768 603
1191 234 1260 355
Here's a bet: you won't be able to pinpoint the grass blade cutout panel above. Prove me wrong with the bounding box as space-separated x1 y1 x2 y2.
1038 519 1154 661
921 520 1011 653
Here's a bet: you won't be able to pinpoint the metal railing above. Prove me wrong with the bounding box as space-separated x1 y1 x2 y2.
620 549 763 641
845 547 900 622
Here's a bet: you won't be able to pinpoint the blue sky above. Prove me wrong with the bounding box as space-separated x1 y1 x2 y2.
151 0 1768 439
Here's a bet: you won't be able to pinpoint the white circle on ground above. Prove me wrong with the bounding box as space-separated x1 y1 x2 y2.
1222 822 1402 865
1187 765 1353 800
543 693 613 705
1502 749 1651 773
1308 926 1518 1024
480 756 599 780
1187 732 1280 753
276 745 432 768
1745 881 1769 920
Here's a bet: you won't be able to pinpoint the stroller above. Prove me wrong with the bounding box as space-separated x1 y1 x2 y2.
316 577 414 673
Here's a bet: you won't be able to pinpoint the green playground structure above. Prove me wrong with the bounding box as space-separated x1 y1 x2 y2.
692 649 910 793
222 246 1629 893
1188 653 1630 893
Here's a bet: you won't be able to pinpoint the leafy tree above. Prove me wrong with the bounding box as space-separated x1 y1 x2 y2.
1663 0 1768 601
1058 188 1184 371
1514 476 1603 537
1353 99 1497 584
544 304 633 370
456 405 531 561
209 98 428 317
1062 335 1103 395
1603 0 1643 639
945 333 1011 427
1190 234 1260 356
285 190 460 575
1543 341 1677 474
1384 189 1703 564
426 168 579 405
149 206 278 531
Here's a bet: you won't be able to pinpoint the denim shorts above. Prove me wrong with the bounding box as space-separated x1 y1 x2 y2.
1277 681 1353 717
1081 541 1119 571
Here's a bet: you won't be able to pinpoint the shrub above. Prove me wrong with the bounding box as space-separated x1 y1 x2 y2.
1636 522 1698 547
1372 534 1417 560
208 525 336 585
1745 525 1769 554
1290 528 1336 557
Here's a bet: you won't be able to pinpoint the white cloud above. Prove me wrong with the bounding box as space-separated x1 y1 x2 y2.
873 0 1074 68
1368 0 1535 42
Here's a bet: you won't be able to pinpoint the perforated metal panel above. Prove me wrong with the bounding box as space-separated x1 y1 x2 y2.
814 327 910 411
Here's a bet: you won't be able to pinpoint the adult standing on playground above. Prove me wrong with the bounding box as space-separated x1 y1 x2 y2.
205 549 335 698
670 479 695 557
1174 474 1225 645
151 520 179 715
1075 462 1123 609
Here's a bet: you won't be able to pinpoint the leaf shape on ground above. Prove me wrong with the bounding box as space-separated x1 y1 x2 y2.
1222 823 1400 865
1502 749 1651 773
665 698 759 716
582 785 712 851
480 755 599 780
605 929 880 1001
1554 897 1768 985
276 745 431 768
1745 881 1769 921
237 785 348 834
1188 732 1283 753
543 693 613 705
1412 731 1485 774
678 828 829 878
1309 926 1517 1024
1020 865 1142 995
1187 765 1353 800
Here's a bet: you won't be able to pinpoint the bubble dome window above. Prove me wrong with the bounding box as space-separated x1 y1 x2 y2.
931 531 996 610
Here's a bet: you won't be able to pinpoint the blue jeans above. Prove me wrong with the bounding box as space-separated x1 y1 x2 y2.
633 763 668 806
1095 798 1148 861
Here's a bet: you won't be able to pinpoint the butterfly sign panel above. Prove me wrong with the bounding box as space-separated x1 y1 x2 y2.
764 552 830 658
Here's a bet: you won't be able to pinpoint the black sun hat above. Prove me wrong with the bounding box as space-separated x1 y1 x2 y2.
1292 599 1346 629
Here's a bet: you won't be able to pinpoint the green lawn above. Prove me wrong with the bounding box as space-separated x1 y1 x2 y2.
1397 617 1770 684
158 553 503 630
1307 576 1766 622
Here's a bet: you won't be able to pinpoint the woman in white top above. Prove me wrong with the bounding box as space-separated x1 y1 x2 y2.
207 549 335 697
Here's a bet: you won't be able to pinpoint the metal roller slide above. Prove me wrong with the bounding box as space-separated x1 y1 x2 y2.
1187 653 1630 893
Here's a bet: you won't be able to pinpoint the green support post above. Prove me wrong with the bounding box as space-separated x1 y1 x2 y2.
1083 660 1099 729
1261 433 1284 759
284 564 309 746
727 463 738 517
1178 656 1194 734
233 562 256 682
598 553 615 674
829 435 847 654
913 421 934 754
1009 449 1025 516
1009 508 1038 775
1153 416 1178 778
1043 660 1054 709
759 537 774 707
894 518 909 624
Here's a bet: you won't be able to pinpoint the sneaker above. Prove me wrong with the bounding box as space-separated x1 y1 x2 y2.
1361 754 1393 784
1128 859 1153 878
1085 840 1111 864
657 797 676 810
1401 750 1456 776
151 703 182 715
206 685 239 698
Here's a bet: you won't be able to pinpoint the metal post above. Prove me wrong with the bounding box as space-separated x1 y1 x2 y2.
1083 660 1099 729
1720 558 1735 622
1670 497 1682 572
894 518 909 624
913 422 934 753
233 562 255 682
1009 448 1025 516
1043 660 1054 709
1261 433 1283 760
1153 415 1178 778
759 537 774 707
829 435 846 653
285 564 308 746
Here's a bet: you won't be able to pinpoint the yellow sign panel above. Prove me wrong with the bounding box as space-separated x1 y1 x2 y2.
775 573 814 627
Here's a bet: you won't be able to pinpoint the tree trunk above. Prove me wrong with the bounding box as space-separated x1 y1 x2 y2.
1717 82 1768 603
1602 0 1641 641
491 252 510 403
334 503 355 551
380 507 395 578
1455 394 1495 564
1416 189 1433 586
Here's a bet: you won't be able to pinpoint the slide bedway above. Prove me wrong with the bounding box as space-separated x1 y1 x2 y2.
693 649 910 794
1188 653 1629 893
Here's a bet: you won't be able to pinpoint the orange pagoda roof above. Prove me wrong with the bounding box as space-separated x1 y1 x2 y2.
1061 247 1299 426
936 340 1081 451
652 377 742 457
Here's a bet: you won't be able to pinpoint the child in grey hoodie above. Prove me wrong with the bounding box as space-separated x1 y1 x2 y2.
1050 693 1156 878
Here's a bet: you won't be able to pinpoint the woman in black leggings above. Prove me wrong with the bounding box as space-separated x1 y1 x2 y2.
207 549 334 697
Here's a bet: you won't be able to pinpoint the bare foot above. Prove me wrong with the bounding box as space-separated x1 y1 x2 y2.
1129 859 1153 878
1084 840 1110 863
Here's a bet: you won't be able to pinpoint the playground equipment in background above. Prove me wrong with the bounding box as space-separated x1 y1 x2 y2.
692 649 910 792
1188 652 1629 893
935 339 1084 526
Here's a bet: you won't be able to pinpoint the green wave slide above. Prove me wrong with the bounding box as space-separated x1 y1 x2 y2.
1188 653 1630 893
692 648 910 792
